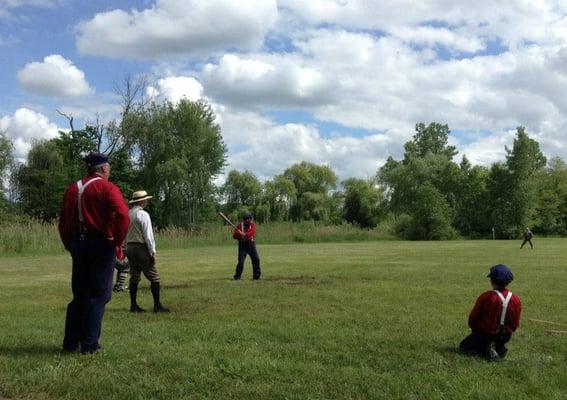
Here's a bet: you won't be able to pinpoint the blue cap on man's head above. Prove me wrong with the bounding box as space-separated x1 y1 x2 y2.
83 152 109 169
487 264 514 284
243 212 253 220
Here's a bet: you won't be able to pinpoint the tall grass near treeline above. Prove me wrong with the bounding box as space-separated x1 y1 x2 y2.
0 220 395 255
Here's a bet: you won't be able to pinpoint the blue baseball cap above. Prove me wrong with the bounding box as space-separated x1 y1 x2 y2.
243 212 253 220
83 152 109 169
487 264 514 284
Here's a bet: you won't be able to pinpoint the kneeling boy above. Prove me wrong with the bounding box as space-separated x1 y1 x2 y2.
459 264 522 360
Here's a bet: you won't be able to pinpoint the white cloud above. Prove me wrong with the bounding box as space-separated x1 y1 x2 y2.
201 54 334 108
76 0 278 59
17 54 93 98
147 76 204 104
279 0 567 49
388 26 484 53
0 108 61 160
217 107 399 181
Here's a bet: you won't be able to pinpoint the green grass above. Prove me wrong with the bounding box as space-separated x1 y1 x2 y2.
0 220 394 256
0 240 566 399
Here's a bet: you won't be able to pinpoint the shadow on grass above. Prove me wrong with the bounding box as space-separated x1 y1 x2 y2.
437 345 462 355
0 343 62 357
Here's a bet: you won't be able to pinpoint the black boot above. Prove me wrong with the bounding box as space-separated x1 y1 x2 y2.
151 282 169 313
129 282 146 313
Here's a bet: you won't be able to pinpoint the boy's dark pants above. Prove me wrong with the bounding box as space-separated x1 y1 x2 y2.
63 233 115 353
459 331 511 358
234 240 261 279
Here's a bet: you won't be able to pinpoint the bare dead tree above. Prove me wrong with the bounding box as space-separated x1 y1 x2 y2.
56 109 75 133
113 74 150 151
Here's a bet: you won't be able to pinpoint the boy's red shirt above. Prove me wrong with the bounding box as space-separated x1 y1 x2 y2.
468 289 522 334
232 222 256 241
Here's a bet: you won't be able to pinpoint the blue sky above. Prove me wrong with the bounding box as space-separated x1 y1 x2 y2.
1 0 567 181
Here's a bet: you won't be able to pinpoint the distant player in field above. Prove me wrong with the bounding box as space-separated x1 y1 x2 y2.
459 264 522 361
233 212 261 280
520 227 534 249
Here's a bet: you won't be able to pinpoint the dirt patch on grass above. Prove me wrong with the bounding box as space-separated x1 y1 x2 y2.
264 276 329 285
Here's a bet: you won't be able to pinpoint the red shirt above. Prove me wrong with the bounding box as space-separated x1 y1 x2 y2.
58 174 130 251
468 289 522 334
233 222 256 241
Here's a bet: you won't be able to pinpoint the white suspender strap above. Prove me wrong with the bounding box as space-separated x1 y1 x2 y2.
76 177 102 223
493 290 513 326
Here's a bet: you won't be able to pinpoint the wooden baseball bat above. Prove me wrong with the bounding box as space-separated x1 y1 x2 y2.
218 212 245 236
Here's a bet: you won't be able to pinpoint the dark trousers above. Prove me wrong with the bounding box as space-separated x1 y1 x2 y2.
459 331 511 359
521 239 533 249
234 241 261 279
63 233 115 353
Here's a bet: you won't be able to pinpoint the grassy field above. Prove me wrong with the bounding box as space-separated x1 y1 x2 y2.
0 239 566 399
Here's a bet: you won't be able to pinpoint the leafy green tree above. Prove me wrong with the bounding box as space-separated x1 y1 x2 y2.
53 128 97 182
486 162 515 238
0 132 14 193
378 122 465 239
489 127 546 237
283 162 338 222
0 133 14 215
130 99 226 227
532 157 567 235
12 140 67 220
408 183 455 240
454 156 490 236
342 178 384 228
108 147 137 196
261 175 297 222
403 122 457 162
221 170 261 212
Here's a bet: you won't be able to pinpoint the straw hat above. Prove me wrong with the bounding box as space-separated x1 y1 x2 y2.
129 190 153 204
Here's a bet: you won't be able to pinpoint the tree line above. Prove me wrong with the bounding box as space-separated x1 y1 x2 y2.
0 93 564 239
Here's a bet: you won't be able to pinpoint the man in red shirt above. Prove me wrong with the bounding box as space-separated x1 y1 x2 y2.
233 212 261 280
58 152 130 354
459 264 522 360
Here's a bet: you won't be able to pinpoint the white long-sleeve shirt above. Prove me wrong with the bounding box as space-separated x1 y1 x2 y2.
126 205 156 255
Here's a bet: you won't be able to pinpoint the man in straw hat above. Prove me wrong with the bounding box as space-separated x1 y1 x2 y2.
125 190 169 313
59 152 130 353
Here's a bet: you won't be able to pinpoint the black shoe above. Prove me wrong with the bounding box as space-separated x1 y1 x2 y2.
253 276 261 280
130 304 146 313
154 304 170 313
496 345 507 359
233 276 241 280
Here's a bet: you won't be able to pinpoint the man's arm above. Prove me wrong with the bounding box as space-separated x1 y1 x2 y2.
139 210 156 256
107 184 130 247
